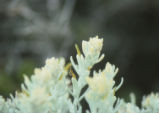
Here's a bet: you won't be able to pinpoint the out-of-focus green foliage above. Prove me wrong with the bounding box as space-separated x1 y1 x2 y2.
16 59 36 83
0 71 17 97
0 59 35 97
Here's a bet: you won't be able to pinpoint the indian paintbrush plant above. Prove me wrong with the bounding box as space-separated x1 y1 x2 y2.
0 36 159 113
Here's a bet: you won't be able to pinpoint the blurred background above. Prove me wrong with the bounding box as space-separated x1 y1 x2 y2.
0 0 159 106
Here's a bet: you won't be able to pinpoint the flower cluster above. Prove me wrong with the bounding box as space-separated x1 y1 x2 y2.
0 36 159 113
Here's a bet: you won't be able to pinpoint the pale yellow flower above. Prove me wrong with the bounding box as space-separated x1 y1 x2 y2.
86 71 114 98
82 36 103 57
142 93 159 108
34 68 52 83
30 86 49 104
104 62 119 78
